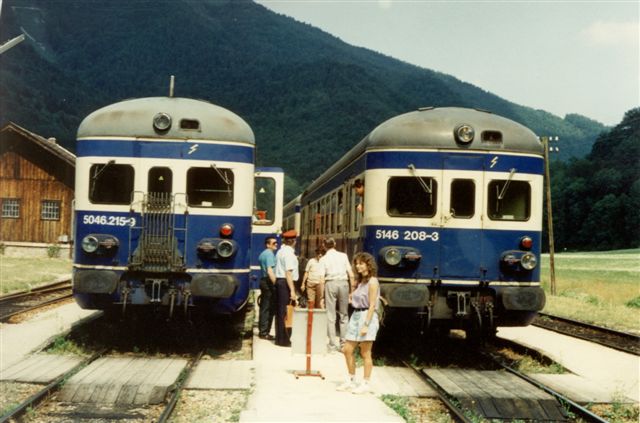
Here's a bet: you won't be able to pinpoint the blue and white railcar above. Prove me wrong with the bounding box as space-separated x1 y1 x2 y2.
294 107 545 336
249 167 284 288
73 97 263 315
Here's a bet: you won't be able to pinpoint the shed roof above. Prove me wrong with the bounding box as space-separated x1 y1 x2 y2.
1 122 76 167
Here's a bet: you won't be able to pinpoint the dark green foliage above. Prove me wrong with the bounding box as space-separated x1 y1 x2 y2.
546 108 640 251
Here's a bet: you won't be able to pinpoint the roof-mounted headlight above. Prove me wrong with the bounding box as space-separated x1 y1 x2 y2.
153 112 172 132
454 124 475 144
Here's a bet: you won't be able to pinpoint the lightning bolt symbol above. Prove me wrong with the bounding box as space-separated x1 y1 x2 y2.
188 144 199 155
490 156 498 168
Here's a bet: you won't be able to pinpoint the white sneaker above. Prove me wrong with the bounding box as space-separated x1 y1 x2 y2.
351 381 371 394
336 378 356 392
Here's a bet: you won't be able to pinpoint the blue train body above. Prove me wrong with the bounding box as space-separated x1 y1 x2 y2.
290 107 546 337
73 97 282 316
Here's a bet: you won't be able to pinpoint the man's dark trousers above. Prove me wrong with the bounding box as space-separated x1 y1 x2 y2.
258 277 276 336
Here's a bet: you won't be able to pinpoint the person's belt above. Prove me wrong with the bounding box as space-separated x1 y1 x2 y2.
353 307 368 311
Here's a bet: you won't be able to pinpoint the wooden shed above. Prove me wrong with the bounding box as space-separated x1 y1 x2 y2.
0 122 75 244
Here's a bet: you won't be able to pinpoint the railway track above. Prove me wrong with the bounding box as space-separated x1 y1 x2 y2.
533 312 640 356
0 279 73 322
0 349 105 423
404 354 609 423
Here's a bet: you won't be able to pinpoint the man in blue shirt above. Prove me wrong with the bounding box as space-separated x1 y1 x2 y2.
258 236 278 340
274 230 299 346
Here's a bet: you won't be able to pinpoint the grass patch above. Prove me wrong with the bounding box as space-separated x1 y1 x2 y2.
0 256 72 294
540 250 640 333
381 395 414 422
45 335 88 356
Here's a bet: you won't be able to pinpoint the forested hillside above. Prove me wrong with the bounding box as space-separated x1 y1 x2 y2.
0 0 606 198
548 108 639 251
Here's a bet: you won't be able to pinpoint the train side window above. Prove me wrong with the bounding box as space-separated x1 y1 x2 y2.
487 180 530 220
89 163 134 205
450 179 475 218
387 176 437 217
253 177 275 225
187 167 234 208
148 167 172 194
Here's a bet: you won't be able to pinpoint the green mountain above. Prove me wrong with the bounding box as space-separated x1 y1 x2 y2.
0 0 607 199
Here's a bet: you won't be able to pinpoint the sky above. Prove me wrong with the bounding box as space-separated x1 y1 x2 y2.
256 0 639 126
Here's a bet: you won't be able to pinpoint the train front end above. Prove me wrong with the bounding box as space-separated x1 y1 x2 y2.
73 97 256 316
362 108 545 336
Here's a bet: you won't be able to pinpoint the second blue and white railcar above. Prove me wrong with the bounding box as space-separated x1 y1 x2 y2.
293 107 546 336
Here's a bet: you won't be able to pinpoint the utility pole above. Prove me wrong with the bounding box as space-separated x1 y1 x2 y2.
0 34 25 55
542 136 559 295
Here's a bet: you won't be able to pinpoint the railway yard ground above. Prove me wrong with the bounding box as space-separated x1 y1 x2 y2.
0 297 638 422
0 250 638 422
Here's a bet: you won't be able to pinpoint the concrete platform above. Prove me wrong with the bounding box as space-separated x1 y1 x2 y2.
0 302 99 373
58 357 187 405
239 333 422 422
498 325 639 403
186 360 254 390
530 373 628 404
0 353 84 384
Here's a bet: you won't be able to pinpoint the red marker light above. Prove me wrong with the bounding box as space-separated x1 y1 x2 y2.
220 223 234 237
520 236 533 250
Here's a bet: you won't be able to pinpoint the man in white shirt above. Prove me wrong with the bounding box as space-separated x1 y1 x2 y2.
274 230 299 347
320 237 354 351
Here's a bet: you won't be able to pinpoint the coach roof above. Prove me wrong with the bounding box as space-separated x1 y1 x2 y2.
366 107 542 154
77 97 255 144
303 107 543 196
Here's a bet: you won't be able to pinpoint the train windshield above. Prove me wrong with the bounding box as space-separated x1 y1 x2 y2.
89 163 134 205
488 180 530 220
387 176 437 217
187 166 234 208
253 176 276 225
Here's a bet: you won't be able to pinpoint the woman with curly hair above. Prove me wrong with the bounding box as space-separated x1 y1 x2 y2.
336 252 380 394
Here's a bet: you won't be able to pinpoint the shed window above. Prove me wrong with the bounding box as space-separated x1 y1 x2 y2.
41 200 61 221
387 176 437 217
2 198 20 218
89 163 134 205
488 180 531 221
187 166 234 208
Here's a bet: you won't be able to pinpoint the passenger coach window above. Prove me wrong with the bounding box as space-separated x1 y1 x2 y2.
450 179 475 218
89 163 134 205
253 177 275 225
187 167 234 208
387 177 437 217
148 167 172 194
488 180 531 220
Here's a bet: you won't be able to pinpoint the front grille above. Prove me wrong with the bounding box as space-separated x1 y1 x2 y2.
129 192 184 272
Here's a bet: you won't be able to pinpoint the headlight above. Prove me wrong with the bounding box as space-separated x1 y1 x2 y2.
153 112 172 131
454 124 475 143
217 240 235 258
81 235 99 253
384 248 402 266
521 252 537 270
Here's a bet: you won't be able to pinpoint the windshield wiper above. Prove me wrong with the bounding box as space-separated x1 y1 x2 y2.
497 168 517 200
90 160 115 198
408 163 433 205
